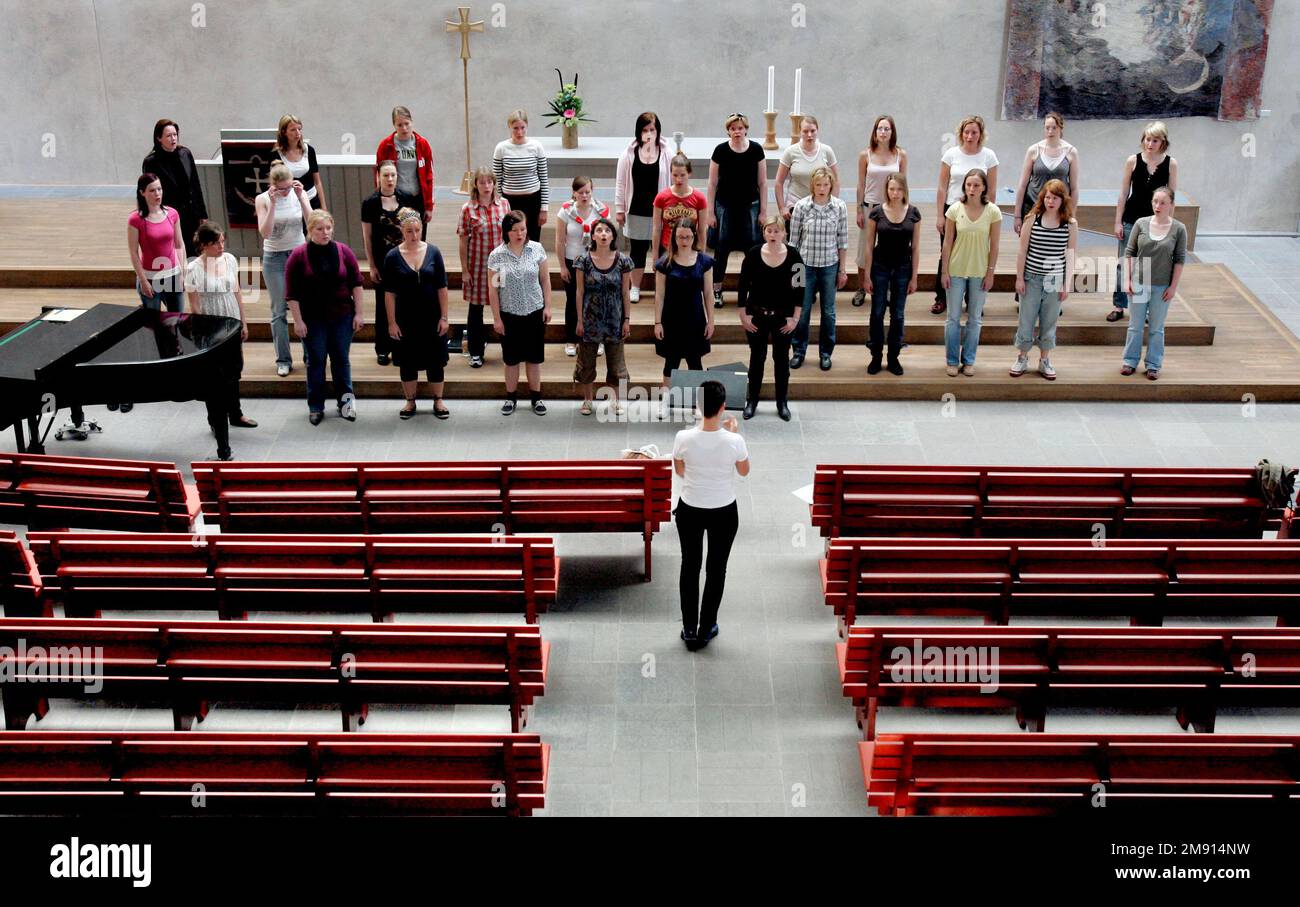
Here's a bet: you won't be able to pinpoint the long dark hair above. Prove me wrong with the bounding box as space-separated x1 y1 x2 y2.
136 172 162 216
634 111 662 148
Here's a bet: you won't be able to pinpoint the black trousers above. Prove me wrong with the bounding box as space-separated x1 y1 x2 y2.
745 311 791 404
203 335 243 452
562 258 578 344
465 302 487 358
505 192 543 242
675 499 739 635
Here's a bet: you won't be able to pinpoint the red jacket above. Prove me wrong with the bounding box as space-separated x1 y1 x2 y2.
375 132 435 212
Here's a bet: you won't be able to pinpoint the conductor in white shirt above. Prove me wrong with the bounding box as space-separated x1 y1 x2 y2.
672 380 750 650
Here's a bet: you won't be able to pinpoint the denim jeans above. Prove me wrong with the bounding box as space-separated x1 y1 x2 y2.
262 249 294 367
303 313 355 413
792 264 837 357
1112 221 1134 309
136 276 183 313
1122 284 1171 370
710 200 760 286
1015 272 1063 353
945 276 987 366
868 261 910 354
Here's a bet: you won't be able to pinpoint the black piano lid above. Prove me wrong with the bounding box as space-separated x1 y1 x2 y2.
0 304 143 382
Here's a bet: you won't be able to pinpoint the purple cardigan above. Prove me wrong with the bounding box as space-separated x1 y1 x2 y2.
285 241 363 321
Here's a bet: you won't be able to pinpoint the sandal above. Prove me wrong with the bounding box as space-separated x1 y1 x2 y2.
433 397 450 420
399 399 417 420
580 400 594 416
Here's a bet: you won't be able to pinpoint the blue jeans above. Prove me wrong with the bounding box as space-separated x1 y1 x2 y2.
793 263 838 357
303 313 355 413
1015 272 1063 353
1122 284 1171 371
1112 222 1134 309
868 261 909 354
262 249 294 367
710 201 760 286
136 276 183 313
945 276 986 367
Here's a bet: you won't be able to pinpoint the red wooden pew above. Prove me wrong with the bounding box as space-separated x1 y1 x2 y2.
0 451 198 532
839 624 1300 737
861 732 1300 816
191 459 673 580
0 617 547 732
0 730 548 816
0 531 40 616
821 536 1300 628
23 532 558 623
811 464 1294 540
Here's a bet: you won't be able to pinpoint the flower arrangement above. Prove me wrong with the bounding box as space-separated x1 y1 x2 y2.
545 69 596 129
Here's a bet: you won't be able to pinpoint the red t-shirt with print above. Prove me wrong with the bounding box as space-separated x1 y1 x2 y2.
653 188 707 252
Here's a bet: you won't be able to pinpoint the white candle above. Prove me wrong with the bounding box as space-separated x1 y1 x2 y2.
767 66 775 112
793 68 802 116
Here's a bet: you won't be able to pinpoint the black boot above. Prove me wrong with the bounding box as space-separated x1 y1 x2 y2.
776 401 791 421
887 348 904 375
742 399 757 420
867 349 883 375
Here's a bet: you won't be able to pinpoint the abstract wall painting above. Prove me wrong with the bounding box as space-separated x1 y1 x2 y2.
1003 0 1273 121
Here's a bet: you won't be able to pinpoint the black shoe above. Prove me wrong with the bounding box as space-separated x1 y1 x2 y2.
399 400 417 420
107 402 119 412
713 288 724 309
216 447 234 462
851 288 866 307
681 628 698 651
886 356 904 376
820 354 832 371
531 398 547 416
501 397 517 416
867 353 883 375
742 400 757 420
790 352 805 370
119 403 134 413
776 402 791 421
308 412 324 426
469 356 484 368
377 354 390 366
695 623 719 649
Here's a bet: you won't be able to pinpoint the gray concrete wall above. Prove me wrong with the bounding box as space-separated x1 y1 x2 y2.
3 0 1297 231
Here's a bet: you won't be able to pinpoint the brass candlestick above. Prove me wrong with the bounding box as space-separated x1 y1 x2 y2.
789 113 803 148
762 111 778 150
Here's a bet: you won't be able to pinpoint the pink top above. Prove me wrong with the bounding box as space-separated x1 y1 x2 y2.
129 207 181 275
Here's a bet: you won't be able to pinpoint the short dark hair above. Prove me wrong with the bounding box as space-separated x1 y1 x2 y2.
589 216 619 247
501 210 527 235
700 380 726 418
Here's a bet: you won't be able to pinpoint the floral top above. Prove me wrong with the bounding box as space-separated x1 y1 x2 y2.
183 253 241 320
486 240 547 316
576 252 633 342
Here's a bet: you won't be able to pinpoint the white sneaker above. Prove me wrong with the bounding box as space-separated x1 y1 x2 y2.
630 286 641 303
338 393 357 421
1038 358 1057 380
1010 355 1029 377
565 344 577 357
276 363 290 377
597 342 605 357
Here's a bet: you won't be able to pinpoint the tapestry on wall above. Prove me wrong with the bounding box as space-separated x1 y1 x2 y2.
1002 0 1273 121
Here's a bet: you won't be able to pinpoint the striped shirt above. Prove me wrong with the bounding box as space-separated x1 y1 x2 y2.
1024 215 1070 279
789 196 848 268
493 139 550 205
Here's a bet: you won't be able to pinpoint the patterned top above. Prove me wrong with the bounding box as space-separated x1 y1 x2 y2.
486 240 548 316
1024 215 1071 280
183 253 242 320
575 252 633 342
789 195 849 268
493 139 550 204
457 197 512 304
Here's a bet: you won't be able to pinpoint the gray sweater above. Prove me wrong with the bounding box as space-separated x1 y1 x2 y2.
1125 216 1187 287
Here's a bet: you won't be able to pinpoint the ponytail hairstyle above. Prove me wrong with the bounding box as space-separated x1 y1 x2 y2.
193 220 225 252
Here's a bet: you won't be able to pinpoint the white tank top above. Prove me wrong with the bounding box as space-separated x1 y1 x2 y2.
863 153 901 206
262 190 305 253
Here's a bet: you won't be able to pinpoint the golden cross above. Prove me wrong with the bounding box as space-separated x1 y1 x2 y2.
445 6 484 61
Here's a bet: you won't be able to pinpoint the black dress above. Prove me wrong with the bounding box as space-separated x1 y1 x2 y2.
654 252 714 363
382 244 449 382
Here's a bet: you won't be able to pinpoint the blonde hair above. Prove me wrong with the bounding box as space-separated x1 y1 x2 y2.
809 167 834 194
724 113 749 130
306 209 334 233
1141 121 1170 151
469 165 498 204
507 108 528 127
1044 111 1066 132
397 207 422 226
760 213 786 234
956 115 987 147
268 163 292 184
391 106 412 124
799 114 819 130
276 114 305 153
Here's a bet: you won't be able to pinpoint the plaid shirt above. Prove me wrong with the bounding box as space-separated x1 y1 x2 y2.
457 198 512 304
789 195 848 268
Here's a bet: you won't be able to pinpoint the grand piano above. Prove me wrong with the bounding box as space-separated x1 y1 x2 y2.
0 304 242 455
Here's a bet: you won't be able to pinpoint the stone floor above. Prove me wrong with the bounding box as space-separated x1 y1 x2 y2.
2 236 1298 817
